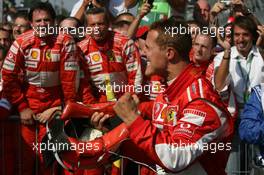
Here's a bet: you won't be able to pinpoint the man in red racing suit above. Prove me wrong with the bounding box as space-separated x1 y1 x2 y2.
78 7 143 103
111 19 234 175
1 2 79 174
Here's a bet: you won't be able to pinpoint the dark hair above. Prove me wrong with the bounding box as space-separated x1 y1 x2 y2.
86 7 108 16
60 17 82 28
232 16 258 44
28 2 56 21
14 12 29 21
85 7 109 25
150 17 192 61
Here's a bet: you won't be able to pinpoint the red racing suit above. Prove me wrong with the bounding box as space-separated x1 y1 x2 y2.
78 31 143 103
121 64 234 175
1 30 79 175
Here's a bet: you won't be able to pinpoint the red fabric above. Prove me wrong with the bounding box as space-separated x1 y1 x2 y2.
136 26 149 39
1 30 79 174
2 30 79 114
78 31 143 103
123 64 234 174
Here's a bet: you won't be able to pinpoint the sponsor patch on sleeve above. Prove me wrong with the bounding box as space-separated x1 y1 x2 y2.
10 44 18 54
180 109 206 126
90 52 103 64
173 123 197 138
3 59 15 71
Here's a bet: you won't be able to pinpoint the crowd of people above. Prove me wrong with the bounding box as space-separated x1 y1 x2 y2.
1 0 264 175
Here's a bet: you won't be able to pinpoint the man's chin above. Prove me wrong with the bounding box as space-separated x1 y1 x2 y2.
145 65 163 77
93 36 105 42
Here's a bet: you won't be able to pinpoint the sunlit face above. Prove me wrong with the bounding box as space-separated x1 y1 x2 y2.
197 0 210 23
193 34 213 63
233 25 253 57
13 17 30 39
31 10 54 37
145 30 168 76
86 13 109 42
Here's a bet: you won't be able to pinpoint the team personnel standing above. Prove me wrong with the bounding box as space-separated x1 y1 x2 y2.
1 2 80 174
78 7 143 103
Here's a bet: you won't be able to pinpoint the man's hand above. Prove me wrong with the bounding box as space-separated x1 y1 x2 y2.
35 106 61 124
257 25 264 48
138 2 152 19
90 112 111 132
210 2 226 17
113 93 140 126
231 0 244 6
20 108 34 125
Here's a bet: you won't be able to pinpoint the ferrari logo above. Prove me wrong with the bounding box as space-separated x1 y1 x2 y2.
167 108 177 121
46 50 51 60
159 105 178 126
106 50 115 62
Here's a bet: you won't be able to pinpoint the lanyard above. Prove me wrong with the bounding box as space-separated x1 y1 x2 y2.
237 54 253 102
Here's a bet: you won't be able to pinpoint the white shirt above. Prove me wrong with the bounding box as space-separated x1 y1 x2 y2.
214 46 264 105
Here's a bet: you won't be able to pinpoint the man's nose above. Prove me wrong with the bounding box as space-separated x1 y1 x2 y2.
39 20 47 26
238 35 244 42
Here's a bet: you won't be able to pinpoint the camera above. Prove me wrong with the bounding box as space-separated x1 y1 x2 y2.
220 0 231 7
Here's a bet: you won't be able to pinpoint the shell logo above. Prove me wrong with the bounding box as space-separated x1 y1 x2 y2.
92 54 101 62
31 51 38 59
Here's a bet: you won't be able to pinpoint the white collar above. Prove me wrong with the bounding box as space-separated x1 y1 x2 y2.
232 45 258 60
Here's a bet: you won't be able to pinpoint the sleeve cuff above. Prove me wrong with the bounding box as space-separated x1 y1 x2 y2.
17 101 29 112
128 116 146 139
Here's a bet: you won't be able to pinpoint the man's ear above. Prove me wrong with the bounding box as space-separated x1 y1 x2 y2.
167 47 178 61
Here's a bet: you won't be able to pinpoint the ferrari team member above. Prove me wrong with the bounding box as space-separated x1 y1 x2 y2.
110 18 234 174
1 2 80 174
192 33 238 119
78 7 143 103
